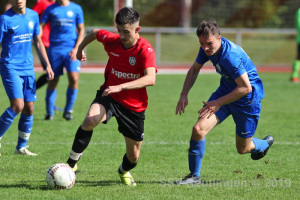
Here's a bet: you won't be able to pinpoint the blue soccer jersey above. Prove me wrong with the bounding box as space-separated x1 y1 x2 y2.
41 2 84 45
0 8 40 76
196 37 264 105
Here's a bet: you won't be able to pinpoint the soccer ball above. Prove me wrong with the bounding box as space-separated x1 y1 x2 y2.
46 163 76 190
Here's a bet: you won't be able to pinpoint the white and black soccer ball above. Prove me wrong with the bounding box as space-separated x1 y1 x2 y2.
46 163 76 190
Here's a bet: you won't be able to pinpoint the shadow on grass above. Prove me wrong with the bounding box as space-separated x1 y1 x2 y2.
0 179 227 190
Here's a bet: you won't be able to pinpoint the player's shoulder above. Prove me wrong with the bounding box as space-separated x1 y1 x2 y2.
138 37 155 52
69 1 83 9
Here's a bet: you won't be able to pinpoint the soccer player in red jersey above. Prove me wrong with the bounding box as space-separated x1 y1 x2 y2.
32 0 55 89
66 7 157 186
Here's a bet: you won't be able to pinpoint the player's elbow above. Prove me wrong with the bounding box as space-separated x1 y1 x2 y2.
148 76 156 86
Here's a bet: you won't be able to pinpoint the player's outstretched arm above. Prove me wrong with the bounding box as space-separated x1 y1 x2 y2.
76 28 100 61
176 61 202 115
33 34 54 80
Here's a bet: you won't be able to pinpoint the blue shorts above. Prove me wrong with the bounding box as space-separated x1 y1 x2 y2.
208 90 261 138
48 44 81 77
1 71 36 102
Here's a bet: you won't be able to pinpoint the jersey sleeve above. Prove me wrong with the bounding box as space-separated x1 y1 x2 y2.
195 47 209 65
76 5 84 25
96 30 119 45
140 45 157 71
0 15 7 43
223 52 247 80
33 13 41 36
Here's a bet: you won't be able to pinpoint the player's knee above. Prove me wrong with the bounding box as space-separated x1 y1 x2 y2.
11 104 24 114
192 124 206 140
81 117 99 130
127 154 139 163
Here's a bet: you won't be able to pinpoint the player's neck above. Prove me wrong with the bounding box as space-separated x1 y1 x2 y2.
58 0 70 6
12 7 26 15
123 34 140 50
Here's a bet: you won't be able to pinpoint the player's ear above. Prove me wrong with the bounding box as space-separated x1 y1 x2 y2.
135 26 141 33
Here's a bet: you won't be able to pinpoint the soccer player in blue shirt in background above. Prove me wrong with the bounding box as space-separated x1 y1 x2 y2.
175 19 274 184
0 0 54 156
40 0 85 120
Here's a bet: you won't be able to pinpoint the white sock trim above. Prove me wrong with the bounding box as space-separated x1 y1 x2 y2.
18 131 30 140
69 150 82 161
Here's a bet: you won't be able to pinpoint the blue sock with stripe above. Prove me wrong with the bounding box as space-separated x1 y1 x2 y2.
188 138 205 178
46 89 57 116
65 87 78 112
16 114 33 149
0 107 18 137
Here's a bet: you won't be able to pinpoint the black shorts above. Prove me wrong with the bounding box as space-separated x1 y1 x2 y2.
92 90 145 141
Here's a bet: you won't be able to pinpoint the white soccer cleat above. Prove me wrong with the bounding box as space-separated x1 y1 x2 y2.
14 146 37 156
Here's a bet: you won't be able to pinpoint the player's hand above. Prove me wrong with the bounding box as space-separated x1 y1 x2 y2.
198 100 221 119
46 66 55 80
102 85 123 96
69 48 78 61
176 95 188 115
76 49 86 61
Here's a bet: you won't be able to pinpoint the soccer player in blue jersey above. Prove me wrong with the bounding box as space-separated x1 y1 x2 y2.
0 0 54 156
40 0 85 120
174 19 274 184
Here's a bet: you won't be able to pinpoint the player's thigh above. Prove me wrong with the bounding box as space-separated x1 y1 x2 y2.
64 54 81 74
48 46 65 77
81 103 107 128
1 72 24 100
231 102 261 138
124 136 143 163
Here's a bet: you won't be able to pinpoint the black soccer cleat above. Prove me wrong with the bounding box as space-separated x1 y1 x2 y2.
174 174 201 185
63 111 73 120
251 135 274 160
44 114 53 120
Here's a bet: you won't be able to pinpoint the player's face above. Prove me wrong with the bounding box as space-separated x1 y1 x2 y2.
9 0 26 12
117 22 141 49
199 34 221 56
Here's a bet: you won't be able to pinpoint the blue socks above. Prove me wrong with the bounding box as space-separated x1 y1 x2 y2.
188 138 206 178
65 87 78 112
16 114 33 149
46 89 57 116
251 137 269 153
0 107 18 137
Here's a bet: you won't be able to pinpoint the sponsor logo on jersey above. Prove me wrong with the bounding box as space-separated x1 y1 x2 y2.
129 57 136 66
147 47 153 52
109 52 119 57
29 21 34 29
111 68 140 79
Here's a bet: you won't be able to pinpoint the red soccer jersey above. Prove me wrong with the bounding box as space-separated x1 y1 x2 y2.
96 30 157 112
32 0 54 47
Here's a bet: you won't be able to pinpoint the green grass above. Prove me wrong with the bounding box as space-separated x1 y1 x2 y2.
0 72 299 199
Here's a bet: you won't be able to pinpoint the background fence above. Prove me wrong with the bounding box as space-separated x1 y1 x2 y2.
84 27 296 67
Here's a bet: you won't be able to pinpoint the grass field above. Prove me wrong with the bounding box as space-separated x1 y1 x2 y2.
0 72 299 200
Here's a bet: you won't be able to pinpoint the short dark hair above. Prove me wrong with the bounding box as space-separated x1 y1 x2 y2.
196 19 220 37
115 7 140 25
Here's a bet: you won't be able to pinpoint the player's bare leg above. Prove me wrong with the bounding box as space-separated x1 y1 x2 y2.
118 136 142 186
